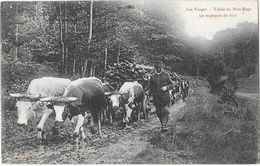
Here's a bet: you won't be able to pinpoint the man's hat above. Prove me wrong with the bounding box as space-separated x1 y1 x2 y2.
154 61 163 68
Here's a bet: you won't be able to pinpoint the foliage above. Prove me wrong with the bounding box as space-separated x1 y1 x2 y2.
2 1 186 78
1 2 258 92
2 61 58 93
206 59 238 105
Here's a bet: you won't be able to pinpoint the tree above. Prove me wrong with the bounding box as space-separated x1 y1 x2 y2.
212 22 258 71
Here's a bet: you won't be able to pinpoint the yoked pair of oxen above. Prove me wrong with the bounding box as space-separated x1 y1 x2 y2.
9 77 146 143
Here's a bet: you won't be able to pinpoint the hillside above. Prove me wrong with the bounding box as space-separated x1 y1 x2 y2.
146 77 258 164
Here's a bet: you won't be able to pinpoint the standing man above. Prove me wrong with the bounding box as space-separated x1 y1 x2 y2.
146 61 175 132
182 79 189 101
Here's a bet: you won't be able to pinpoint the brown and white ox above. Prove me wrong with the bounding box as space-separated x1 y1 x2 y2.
109 81 146 127
9 77 71 141
40 77 105 141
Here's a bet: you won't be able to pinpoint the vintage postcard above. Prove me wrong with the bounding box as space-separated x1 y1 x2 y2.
1 0 259 164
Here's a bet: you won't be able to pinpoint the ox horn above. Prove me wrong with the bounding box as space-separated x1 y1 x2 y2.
39 96 55 102
104 91 121 96
67 97 78 102
9 93 24 98
104 92 114 96
40 96 78 103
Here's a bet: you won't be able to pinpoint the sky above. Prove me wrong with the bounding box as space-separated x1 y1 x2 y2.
177 0 258 40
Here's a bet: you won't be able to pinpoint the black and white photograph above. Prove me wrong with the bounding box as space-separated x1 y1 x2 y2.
1 0 259 164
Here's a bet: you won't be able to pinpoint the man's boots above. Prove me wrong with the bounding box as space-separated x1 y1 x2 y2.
161 126 168 132
157 106 169 133
161 121 168 132
161 114 169 133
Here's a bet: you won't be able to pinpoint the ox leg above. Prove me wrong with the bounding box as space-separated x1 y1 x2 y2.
108 105 113 125
36 108 53 142
175 94 178 103
79 126 86 140
142 97 147 120
73 114 84 144
89 116 97 134
98 111 102 136
88 110 102 136
139 102 142 120
123 104 132 129
101 106 108 123
103 106 108 123
101 108 104 123
73 114 84 135
124 104 131 123
137 103 141 121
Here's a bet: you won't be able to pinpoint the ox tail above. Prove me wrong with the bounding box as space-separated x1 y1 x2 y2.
106 83 115 92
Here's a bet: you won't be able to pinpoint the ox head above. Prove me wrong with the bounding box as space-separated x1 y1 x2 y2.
40 96 78 126
9 93 42 127
105 91 133 123
105 91 123 111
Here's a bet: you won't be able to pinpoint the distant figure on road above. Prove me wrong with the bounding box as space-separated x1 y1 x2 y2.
146 61 176 132
182 79 189 101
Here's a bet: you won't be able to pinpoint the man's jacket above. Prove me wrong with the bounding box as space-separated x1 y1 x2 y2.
147 71 174 107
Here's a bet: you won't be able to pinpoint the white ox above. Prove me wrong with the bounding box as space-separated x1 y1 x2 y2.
10 77 71 140
110 81 145 125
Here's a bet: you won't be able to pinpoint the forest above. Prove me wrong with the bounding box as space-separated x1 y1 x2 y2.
1 1 258 92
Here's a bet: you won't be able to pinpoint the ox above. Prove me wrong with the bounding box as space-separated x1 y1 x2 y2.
170 84 180 104
102 83 116 124
109 81 146 127
40 77 105 141
9 77 71 140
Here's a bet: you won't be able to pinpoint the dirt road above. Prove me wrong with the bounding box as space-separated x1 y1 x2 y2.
236 91 259 100
2 100 187 164
93 101 186 164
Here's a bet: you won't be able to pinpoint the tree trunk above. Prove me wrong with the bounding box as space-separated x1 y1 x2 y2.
88 0 93 44
73 19 77 76
81 60 84 76
35 2 38 13
103 41 108 81
74 19 77 32
93 65 96 76
117 45 120 63
64 1 68 75
90 61 94 76
15 3 19 61
73 57 76 75
82 0 93 77
105 40 108 70
59 2 65 74
82 59 88 77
